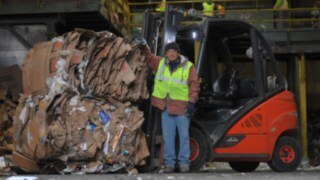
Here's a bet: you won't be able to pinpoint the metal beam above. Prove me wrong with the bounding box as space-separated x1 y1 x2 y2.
0 0 101 15
5 25 32 49
296 54 308 159
251 28 266 96
161 5 178 56
0 15 58 25
262 30 320 54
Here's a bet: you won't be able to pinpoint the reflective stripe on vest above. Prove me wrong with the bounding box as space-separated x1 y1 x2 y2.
152 58 193 101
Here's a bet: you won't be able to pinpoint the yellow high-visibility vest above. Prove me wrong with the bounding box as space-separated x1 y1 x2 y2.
203 2 214 16
203 2 225 16
156 0 166 12
152 58 193 101
273 0 289 10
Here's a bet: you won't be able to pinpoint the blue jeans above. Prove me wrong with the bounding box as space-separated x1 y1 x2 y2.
162 109 190 167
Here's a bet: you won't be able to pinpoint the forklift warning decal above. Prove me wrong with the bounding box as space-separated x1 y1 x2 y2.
241 114 262 128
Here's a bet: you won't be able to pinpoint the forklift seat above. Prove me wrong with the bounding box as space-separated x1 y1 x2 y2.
196 68 238 109
212 68 238 99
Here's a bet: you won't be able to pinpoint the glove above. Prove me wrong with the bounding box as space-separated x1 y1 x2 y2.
133 37 150 55
133 37 147 46
185 103 195 117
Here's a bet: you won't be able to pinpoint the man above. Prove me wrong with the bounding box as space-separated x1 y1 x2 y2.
156 0 166 12
311 4 319 29
273 0 288 9
140 41 199 173
273 0 289 29
203 1 225 16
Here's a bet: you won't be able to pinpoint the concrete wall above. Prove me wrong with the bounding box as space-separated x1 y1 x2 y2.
0 25 47 69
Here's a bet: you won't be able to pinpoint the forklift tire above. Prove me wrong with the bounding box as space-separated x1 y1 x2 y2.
268 136 302 172
189 127 208 172
229 162 260 172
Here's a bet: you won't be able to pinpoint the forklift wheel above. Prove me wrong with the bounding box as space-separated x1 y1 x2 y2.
268 136 302 172
189 127 208 172
229 162 260 172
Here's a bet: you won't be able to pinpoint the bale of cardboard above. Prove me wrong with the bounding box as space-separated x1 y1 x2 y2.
9 29 150 174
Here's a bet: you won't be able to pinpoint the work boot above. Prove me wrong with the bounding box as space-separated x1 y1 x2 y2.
164 166 175 173
179 165 190 173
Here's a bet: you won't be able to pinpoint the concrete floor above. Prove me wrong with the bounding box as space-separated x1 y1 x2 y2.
4 163 320 180
5 170 320 180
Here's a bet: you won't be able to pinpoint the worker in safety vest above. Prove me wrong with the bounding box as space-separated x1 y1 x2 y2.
273 0 289 29
156 0 166 12
273 0 289 9
311 4 319 28
135 39 199 173
203 1 225 16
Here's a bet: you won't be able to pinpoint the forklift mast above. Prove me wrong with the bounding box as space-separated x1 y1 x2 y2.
142 4 285 87
142 5 203 56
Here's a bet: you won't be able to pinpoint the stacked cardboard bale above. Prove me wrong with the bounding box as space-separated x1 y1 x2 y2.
11 29 150 173
0 66 23 175
0 89 16 152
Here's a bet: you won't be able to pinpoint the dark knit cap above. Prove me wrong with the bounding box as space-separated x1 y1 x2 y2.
165 42 181 53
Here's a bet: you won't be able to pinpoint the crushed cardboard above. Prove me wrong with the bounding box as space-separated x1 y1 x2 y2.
0 89 17 155
22 29 149 102
3 29 150 174
14 96 148 172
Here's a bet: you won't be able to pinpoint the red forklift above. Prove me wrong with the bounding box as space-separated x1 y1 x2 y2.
140 5 302 172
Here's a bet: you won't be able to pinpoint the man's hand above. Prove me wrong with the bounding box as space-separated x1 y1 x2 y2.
133 37 150 55
133 37 147 46
185 102 195 117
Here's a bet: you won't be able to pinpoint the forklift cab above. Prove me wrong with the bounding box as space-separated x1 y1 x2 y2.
193 19 286 118
142 5 301 173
